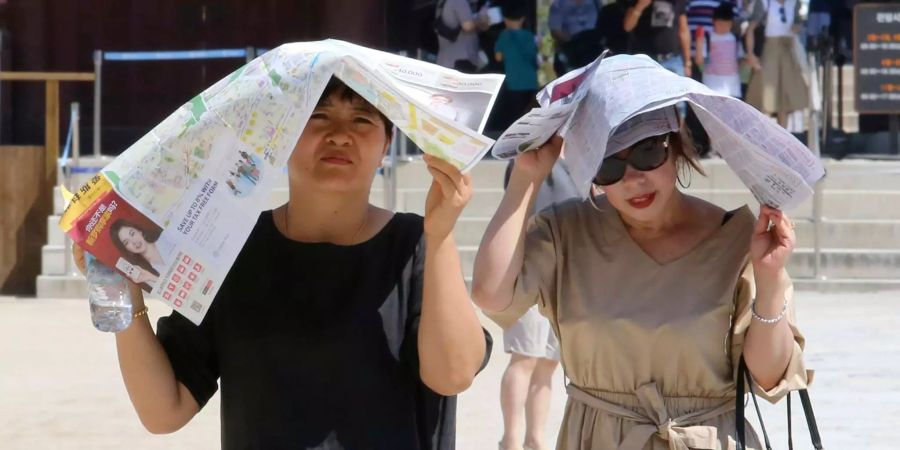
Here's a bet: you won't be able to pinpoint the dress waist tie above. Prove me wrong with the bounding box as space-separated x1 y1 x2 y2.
566 383 735 450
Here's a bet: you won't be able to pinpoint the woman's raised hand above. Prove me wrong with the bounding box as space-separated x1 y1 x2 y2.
72 243 88 275
71 243 146 289
129 266 159 285
750 205 796 281
423 154 473 240
513 135 563 184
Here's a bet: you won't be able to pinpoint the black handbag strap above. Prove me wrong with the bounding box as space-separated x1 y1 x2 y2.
799 389 825 449
787 394 794 449
736 356 824 450
736 359 746 449
747 360 774 450
737 357 773 450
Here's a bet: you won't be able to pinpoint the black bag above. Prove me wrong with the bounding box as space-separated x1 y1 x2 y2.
735 356 824 450
554 0 603 74
434 0 462 42
559 29 603 68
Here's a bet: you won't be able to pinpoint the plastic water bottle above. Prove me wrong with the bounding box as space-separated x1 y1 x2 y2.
85 253 133 332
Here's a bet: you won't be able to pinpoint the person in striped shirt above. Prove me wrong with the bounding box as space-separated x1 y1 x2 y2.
686 0 742 79
696 3 743 97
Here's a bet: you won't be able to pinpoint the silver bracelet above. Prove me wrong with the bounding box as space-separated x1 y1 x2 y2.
751 299 787 324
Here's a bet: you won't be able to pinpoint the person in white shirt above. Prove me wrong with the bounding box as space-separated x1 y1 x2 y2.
744 0 808 127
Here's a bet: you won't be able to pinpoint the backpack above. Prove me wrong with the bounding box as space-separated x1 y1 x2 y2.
434 0 463 42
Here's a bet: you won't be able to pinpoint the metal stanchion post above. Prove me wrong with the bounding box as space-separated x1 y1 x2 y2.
836 59 844 132
807 53 825 283
400 134 412 163
808 53 820 158
63 102 82 277
812 182 824 283
63 229 75 276
383 150 392 211
72 102 81 170
809 114 824 283
820 50 831 145
93 50 102 158
383 126 399 211
811 115 825 285
392 132 399 211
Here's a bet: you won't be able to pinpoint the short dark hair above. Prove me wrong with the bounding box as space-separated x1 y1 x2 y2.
502 3 527 20
713 3 734 21
316 77 394 137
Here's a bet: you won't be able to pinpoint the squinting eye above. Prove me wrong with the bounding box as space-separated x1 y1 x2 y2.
310 112 327 120
354 116 375 124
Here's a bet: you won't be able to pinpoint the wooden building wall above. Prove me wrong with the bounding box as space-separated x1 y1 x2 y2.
0 0 404 154
0 0 420 295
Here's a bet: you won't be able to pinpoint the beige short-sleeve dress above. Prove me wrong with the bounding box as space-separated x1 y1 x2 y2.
486 196 812 450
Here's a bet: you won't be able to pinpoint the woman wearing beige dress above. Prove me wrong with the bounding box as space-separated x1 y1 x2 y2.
471 109 811 449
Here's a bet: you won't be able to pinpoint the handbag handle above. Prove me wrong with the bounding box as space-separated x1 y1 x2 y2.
736 356 773 450
736 356 824 450
796 389 824 449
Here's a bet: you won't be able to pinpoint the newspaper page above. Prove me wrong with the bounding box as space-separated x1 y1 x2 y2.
492 56 602 158
60 40 503 325
492 54 825 211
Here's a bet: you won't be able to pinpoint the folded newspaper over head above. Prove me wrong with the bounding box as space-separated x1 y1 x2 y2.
59 40 504 325
607 106 680 156
492 53 825 212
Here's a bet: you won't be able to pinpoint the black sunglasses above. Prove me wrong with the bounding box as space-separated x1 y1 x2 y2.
593 134 671 186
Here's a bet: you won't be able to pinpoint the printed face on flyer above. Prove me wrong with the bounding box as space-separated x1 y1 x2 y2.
71 189 171 292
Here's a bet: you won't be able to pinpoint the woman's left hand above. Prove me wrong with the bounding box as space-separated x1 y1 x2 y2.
747 54 762 71
423 154 472 240
750 205 796 280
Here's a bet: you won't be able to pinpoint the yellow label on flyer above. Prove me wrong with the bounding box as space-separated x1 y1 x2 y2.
59 174 114 233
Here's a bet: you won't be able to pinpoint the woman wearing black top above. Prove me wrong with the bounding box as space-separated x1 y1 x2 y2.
74 78 492 450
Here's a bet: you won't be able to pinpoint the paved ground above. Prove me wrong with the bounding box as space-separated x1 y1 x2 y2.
1 290 897 449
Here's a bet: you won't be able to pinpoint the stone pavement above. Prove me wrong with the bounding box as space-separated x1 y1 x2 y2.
1 290 897 449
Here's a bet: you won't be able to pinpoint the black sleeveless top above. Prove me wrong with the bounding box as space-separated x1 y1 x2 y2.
157 210 492 450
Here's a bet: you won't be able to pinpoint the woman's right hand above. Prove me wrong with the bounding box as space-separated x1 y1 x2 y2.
129 266 159 285
72 243 88 275
472 139 561 314
72 243 147 290
513 135 563 184
72 245 189 434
